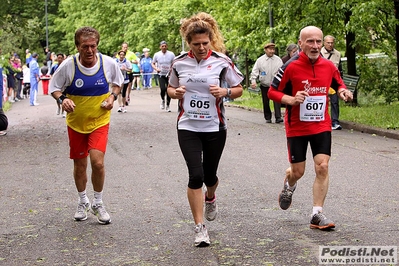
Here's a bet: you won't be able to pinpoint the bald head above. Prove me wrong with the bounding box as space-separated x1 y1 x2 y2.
298 26 323 63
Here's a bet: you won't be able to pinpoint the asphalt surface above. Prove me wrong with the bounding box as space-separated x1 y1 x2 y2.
0 87 398 266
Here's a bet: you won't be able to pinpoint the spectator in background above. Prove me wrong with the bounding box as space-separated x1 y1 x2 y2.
29 53 40 106
6 56 16 103
321 35 343 130
45 47 52 74
14 58 23 101
132 52 141 90
140 51 153 90
50 53 66 117
0 51 7 136
250 43 284 123
40 61 50 95
25 49 32 66
281 43 299 64
22 64 30 99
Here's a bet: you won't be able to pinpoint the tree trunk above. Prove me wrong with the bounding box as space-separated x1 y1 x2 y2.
345 10 358 104
394 0 399 100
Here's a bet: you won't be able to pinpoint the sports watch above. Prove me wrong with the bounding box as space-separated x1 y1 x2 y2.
57 95 67 104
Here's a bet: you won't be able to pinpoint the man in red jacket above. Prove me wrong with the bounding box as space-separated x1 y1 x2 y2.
268 26 353 230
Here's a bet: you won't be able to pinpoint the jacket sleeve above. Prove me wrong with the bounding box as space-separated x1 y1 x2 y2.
250 59 260 83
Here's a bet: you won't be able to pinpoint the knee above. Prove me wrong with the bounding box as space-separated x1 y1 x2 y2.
91 160 104 171
315 161 329 177
290 167 305 180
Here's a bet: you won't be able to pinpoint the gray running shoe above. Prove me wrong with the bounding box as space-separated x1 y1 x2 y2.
74 202 90 221
310 212 335 230
204 194 218 221
160 100 165 110
194 223 210 247
91 203 111 224
278 180 296 210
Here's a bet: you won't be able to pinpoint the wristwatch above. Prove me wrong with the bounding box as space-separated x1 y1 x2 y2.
227 88 232 97
57 95 67 104
111 92 118 101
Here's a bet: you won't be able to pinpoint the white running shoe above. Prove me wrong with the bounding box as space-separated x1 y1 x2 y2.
122 107 127 113
194 223 210 247
166 105 171 112
160 100 165 110
91 202 111 224
117 107 122 112
74 202 90 221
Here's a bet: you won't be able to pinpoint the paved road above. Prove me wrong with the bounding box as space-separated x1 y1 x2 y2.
1 88 398 265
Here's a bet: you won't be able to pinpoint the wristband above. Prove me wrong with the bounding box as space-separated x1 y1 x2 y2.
57 94 67 105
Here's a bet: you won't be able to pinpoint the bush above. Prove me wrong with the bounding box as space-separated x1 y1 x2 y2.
357 56 399 104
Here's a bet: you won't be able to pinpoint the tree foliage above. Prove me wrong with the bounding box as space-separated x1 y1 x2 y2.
1 0 398 103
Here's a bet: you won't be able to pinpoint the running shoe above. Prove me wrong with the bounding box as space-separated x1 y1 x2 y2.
122 107 127 113
166 105 171 112
74 202 90 221
160 100 165 110
117 107 122 112
91 202 111 224
0 131 7 136
332 124 342 130
310 211 335 230
194 223 210 247
278 179 296 210
204 194 218 221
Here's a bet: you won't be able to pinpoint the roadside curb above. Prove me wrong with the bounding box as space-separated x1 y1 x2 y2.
340 121 399 140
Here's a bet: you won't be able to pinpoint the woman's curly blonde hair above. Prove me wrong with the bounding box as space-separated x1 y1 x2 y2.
180 12 226 53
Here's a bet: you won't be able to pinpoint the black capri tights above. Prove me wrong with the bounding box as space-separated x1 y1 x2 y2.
178 129 227 189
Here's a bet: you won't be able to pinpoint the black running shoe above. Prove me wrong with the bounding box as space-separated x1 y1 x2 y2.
310 212 335 230
278 180 296 210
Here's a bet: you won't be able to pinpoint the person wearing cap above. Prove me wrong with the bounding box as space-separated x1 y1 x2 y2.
152 41 175 112
29 53 40 106
250 42 284 123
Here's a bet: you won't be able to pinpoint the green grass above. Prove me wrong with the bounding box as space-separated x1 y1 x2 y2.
233 89 399 130
2 101 11 112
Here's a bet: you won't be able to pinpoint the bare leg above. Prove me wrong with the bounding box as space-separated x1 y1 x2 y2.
89 149 105 193
73 157 88 192
312 154 330 207
187 187 204 225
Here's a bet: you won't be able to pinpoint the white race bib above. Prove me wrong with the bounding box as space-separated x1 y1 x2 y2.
299 96 326 121
184 92 216 120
